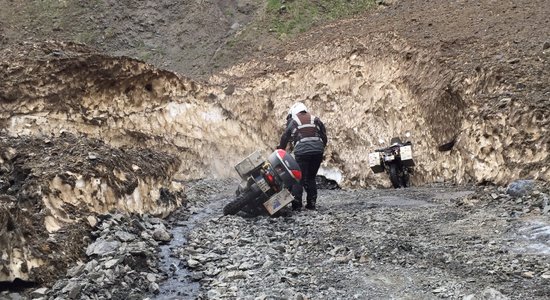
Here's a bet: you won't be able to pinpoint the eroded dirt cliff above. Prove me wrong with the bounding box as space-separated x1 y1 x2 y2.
0 132 183 282
210 0 550 187
0 41 267 283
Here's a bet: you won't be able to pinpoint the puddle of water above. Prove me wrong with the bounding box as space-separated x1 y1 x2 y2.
510 220 550 255
154 200 224 300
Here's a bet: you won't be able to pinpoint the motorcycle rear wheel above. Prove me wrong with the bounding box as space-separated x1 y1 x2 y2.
389 164 401 188
400 172 410 188
223 194 252 215
225 185 264 215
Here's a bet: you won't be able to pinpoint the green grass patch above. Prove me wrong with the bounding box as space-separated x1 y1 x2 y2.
266 0 376 37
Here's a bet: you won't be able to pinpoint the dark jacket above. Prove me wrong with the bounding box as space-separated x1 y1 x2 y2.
278 112 327 156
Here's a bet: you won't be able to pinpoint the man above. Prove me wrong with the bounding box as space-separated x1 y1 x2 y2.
278 102 327 211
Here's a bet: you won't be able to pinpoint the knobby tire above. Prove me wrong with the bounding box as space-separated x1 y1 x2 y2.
389 164 401 188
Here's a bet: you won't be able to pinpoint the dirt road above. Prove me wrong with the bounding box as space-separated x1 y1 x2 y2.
157 180 550 299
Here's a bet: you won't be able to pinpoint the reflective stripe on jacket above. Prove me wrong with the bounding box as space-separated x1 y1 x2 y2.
278 112 327 156
292 112 322 146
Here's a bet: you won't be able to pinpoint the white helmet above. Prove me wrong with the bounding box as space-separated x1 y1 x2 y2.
288 102 308 117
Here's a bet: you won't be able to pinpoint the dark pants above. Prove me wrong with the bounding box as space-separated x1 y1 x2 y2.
292 153 323 208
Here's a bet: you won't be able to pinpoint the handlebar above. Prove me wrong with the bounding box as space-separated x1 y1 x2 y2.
374 141 412 152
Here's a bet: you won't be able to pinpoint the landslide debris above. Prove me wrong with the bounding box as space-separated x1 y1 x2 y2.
45 213 173 300
0 133 183 284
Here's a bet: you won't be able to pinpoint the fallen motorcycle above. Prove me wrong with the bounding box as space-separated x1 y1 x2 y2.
368 137 415 188
223 149 302 216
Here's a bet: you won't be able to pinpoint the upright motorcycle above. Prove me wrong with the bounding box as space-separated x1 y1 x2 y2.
369 137 415 188
223 149 302 216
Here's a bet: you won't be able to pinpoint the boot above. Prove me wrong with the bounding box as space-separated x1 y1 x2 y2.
292 199 302 211
305 201 316 210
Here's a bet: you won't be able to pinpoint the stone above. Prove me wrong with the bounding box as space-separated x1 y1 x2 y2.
66 264 85 277
506 180 535 197
104 258 119 269
225 270 248 280
85 259 99 272
115 231 137 242
463 287 510 300
295 293 308 300
542 195 549 214
152 228 171 242
207 289 221 299
187 259 200 268
238 261 255 270
149 282 160 294
2 293 24 300
191 272 205 281
30 288 48 298
86 239 121 256
87 216 98 227
68 283 82 299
